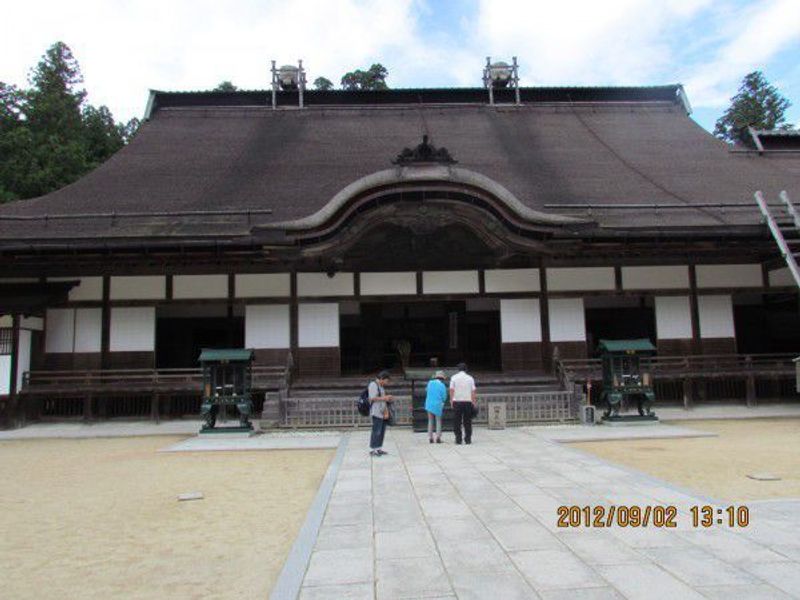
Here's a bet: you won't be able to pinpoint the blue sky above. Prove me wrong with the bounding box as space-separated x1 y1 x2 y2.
1 0 798 133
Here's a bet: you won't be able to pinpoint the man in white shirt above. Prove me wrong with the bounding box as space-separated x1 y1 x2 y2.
449 362 476 445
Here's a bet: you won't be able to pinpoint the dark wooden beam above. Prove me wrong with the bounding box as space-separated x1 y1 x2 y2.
688 264 701 354
539 267 552 372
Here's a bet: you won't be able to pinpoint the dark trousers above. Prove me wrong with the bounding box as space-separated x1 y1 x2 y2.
370 416 387 449
453 402 473 443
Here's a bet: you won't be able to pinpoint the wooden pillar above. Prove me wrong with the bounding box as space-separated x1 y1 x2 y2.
683 376 694 409
745 355 757 408
289 271 298 365
100 275 111 369
688 264 701 355
9 314 21 423
151 392 160 423
539 268 552 372
83 392 93 422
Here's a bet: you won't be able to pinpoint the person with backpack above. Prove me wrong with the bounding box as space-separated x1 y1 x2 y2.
450 362 477 445
425 370 448 444
367 370 393 456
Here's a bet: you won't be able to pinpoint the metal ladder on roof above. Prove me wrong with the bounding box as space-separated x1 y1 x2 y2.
755 190 800 288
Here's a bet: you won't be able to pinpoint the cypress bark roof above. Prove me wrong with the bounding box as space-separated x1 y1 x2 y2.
0 85 798 248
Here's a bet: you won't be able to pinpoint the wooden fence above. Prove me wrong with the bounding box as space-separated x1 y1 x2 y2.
556 353 799 408
18 365 289 422
281 390 577 428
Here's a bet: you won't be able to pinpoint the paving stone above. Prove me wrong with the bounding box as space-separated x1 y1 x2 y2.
694 584 793 599
449 569 540 600
375 557 453 599
304 548 373 587
323 503 372 528
740 561 800 597
538 587 625 600
419 496 472 519
375 526 438 560
510 549 606 591
373 509 426 533
299 582 375 600
315 523 373 551
641 545 760 586
438 538 515 574
426 516 494 543
772 544 800 561
557 532 647 565
471 501 529 523
678 529 788 565
486 519 564 552
595 564 707 600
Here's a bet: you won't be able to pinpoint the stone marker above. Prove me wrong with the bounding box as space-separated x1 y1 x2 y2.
178 492 205 501
747 473 781 481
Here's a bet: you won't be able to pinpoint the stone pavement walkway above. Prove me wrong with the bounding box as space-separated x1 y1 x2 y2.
295 427 800 600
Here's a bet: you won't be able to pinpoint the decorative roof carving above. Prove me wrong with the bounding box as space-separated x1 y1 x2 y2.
393 135 457 165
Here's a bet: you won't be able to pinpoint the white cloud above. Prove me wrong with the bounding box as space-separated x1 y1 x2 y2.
471 0 715 86
1 0 797 123
1 0 421 120
682 0 800 107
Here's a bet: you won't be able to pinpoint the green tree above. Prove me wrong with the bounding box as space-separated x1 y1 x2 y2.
313 76 334 91
340 63 388 91
714 71 793 147
0 42 136 203
213 80 237 92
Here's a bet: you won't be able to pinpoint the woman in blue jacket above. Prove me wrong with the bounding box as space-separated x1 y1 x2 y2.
425 371 448 444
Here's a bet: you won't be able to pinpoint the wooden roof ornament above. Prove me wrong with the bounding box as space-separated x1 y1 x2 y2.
393 135 457 166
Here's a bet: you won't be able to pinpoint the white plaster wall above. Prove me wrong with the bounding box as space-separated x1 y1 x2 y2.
245 305 290 349
16 329 31 391
622 266 689 290
485 269 540 293
500 299 541 343
21 316 44 331
74 308 102 352
45 309 75 353
360 272 417 296
0 315 10 327
110 276 165 300
422 271 479 294
769 267 795 287
698 295 735 338
547 267 615 292
298 273 354 297
298 303 339 347
0 355 10 395
48 276 103 301
172 274 229 299
549 298 586 341
696 264 762 288
655 296 693 340
235 273 290 298
110 307 155 351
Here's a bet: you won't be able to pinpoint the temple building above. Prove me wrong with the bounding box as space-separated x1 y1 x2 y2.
1 60 799 422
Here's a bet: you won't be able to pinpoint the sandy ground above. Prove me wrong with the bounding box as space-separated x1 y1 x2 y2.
0 436 333 600
572 418 800 502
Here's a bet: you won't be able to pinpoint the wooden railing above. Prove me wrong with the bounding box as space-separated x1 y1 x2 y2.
22 366 288 395
281 390 578 429
18 363 289 423
556 353 799 408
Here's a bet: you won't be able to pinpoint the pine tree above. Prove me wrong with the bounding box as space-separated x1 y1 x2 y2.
0 42 138 203
341 64 388 91
714 71 793 147
313 77 334 91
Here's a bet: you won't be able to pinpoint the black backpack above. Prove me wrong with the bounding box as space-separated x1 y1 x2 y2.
356 387 370 416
